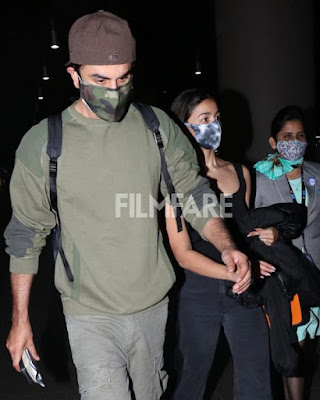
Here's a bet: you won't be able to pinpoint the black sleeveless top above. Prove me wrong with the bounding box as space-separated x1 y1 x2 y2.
186 163 249 260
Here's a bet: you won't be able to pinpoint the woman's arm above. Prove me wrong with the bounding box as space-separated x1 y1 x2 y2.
242 165 252 208
165 203 239 283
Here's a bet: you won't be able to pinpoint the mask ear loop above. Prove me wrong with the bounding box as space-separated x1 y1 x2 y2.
76 73 91 110
77 73 83 84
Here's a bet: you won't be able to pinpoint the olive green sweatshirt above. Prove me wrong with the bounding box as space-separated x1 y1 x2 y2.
4 103 221 315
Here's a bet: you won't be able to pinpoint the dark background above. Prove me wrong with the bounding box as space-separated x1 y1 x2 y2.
2 0 220 173
2 1 320 174
3 0 319 176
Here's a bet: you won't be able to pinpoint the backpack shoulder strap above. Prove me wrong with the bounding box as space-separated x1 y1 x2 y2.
47 113 74 282
47 113 62 212
133 101 182 232
133 101 161 142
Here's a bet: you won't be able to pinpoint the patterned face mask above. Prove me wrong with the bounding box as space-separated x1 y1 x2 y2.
185 119 222 150
78 75 133 122
276 139 308 161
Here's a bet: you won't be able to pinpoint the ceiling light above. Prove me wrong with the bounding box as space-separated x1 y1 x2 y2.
42 63 49 80
195 58 202 75
38 87 44 100
50 18 59 50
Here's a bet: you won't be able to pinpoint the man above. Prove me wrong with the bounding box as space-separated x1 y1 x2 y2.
5 10 251 400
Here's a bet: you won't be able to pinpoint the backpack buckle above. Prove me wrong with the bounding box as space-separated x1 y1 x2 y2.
153 130 163 148
49 160 57 176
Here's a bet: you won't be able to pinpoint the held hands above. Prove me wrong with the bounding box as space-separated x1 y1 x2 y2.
247 226 279 246
225 270 242 285
6 321 39 373
221 248 252 294
259 260 276 279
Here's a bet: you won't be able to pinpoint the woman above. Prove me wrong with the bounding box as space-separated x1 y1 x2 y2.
166 88 275 400
254 105 320 400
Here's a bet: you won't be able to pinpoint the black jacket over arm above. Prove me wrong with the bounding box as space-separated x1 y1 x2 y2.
235 202 320 377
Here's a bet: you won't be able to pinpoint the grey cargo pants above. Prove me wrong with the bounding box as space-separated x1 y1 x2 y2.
65 304 168 400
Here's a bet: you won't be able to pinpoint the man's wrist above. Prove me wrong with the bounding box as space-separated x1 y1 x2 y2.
12 313 30 325
203 218 237 253
220 242 238 254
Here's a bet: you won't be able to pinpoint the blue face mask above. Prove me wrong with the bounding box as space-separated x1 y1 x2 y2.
185 119 222 150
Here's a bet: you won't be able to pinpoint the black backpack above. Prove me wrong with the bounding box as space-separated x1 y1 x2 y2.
47 102 182 282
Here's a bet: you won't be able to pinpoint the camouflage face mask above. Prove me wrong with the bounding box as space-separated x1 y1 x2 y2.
78 75 132 122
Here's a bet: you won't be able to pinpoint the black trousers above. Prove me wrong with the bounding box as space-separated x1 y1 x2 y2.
172 272 273 400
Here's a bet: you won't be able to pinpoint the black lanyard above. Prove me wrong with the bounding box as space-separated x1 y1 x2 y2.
286 168 306 206
286 168 308 253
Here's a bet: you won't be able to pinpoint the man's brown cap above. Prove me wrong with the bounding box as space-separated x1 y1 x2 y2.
67 10 136 65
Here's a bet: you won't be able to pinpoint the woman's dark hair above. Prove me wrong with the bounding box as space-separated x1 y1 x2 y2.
170 88 217 123
271 105 305 139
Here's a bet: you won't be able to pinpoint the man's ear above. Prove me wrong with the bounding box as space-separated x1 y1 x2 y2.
66 66 80 89
269 136 277 150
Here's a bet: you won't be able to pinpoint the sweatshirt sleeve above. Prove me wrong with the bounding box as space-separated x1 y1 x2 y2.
4 121 57 274
154 108 223 237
